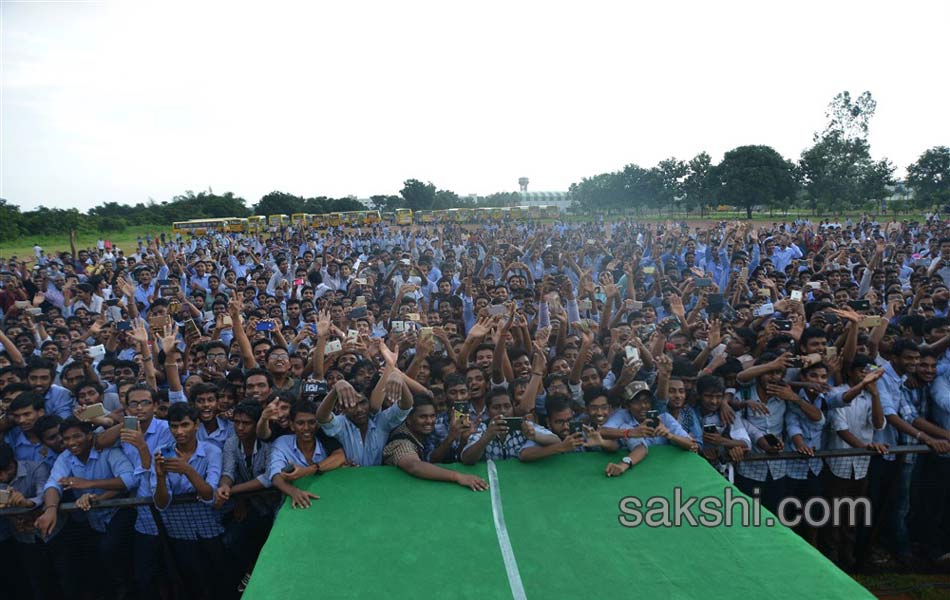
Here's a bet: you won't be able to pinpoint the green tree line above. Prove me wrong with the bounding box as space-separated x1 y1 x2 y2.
1 91 948 243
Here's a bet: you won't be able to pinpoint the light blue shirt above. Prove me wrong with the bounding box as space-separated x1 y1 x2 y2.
603 409 690 450
44 384 74 419
3 429 44 462
873 362 907 462
267 434 329 482
736 386 788 481
45 447 135 532
320 403 412 466
784 390 826 479
197 417 233 450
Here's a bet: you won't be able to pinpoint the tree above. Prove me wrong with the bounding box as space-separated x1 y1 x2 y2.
652 157 687 214
907 146 950 209
711 145 798 219
823 91 876 141
399 179 437 212
254 191 304 216
800 91 892 214
0 198 23 242
682 152 714 215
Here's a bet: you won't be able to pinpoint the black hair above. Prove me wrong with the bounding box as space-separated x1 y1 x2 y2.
167 402 198 423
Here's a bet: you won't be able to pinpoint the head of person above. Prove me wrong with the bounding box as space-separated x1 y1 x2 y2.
167 402 200 447
916 348 939 384
289 400 320 442
60 417 95 458
583 386 611 428
26 360 56 397
486 388 514 420
191 382 219 423
0 443 17 484
232 401 263 442
799 362 830 392
405 394 437 438
544 395 575 439
465 366 487 401
35 414 65 455
695 375 725 415
753 352 786 387
8 392 45 433
125 384 157 424
890 338 920 376
243 368 275 403
74 380 104 408
799 327 828 356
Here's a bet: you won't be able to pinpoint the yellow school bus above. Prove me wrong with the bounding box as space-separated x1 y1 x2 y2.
509 206 525 220
540 205 560 219
291 213 309 227
417 210 435 224
267 214 289 227
171 218 228 236
246 216 266 233
395 208 413 225
224 218 247 233
310 214 328 228
363 210 381 225
326 213 342 227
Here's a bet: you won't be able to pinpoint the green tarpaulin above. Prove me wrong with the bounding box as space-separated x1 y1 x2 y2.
244 448 871 599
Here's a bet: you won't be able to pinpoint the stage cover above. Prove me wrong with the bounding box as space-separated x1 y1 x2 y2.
243 447 871 599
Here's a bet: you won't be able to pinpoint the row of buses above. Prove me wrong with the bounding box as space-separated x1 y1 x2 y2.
170 205 562 235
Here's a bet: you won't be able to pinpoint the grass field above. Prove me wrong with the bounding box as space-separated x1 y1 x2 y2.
0 225 169 260
245 449 870 600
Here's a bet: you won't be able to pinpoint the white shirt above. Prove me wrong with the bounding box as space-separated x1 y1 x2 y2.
825 388 885 479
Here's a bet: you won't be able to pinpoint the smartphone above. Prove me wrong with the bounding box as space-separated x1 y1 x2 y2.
14 300 31 310
353 278 367 285
123 416 139 430
88 344 106 360
754 303 775 318
569 422 584 435
349 306 368 319
826 346 838 360
763 433 781 447
0 488 10 505
757 288 771 298
420 327 433 339
354 296 366 306
160 445 177 459
642 266 656 275
790 290 803 302
739 267 749 280
848 300 871 311
695 278 712 288
786 356 804 369
79 403 106 420
293 278 304 286
158 279 172 286
324 339 342 354
502 417 524 431
624 346 640 362
105 298 121 307
578 299 593 311
645 410 659 427
27 307 43 316
487 304 506 316
703 424 719 434
391 321 406 334
160 286 178 297
115 321 133 332
860 315 882 328
773 319 792 331
183 319 201 339
255 321 275 332
221 315 233 327
346 329 359 342
148 315 170 332
406 313 421 321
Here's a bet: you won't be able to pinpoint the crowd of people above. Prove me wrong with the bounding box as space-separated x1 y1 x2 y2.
1 213 950 599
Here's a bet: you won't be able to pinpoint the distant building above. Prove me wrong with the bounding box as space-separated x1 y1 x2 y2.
518 190 573 211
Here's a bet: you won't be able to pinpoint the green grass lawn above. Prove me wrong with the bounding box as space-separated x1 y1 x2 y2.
855 573 950 599
0 225 169 260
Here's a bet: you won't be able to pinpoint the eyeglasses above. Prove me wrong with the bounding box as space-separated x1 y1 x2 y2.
206 353 227 359
127 400 152 408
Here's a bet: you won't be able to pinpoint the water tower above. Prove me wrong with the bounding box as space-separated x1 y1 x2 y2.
518 177 529 192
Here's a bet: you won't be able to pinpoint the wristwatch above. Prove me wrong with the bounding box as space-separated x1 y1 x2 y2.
621 456 634 469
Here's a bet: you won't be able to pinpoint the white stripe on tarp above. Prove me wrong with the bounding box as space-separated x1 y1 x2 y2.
487 460 528 600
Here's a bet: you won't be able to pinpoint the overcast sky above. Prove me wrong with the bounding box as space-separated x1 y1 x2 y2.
2 0 948 212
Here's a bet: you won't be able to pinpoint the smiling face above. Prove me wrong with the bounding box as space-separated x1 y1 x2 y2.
62 425 94 458
406 404 437 437
291 410 319 443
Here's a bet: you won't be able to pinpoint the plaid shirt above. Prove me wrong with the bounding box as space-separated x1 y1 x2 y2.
149 441 224 540
462 422 555 461
735 386 787 482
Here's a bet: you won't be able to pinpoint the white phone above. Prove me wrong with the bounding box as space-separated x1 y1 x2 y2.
625 346 640 362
